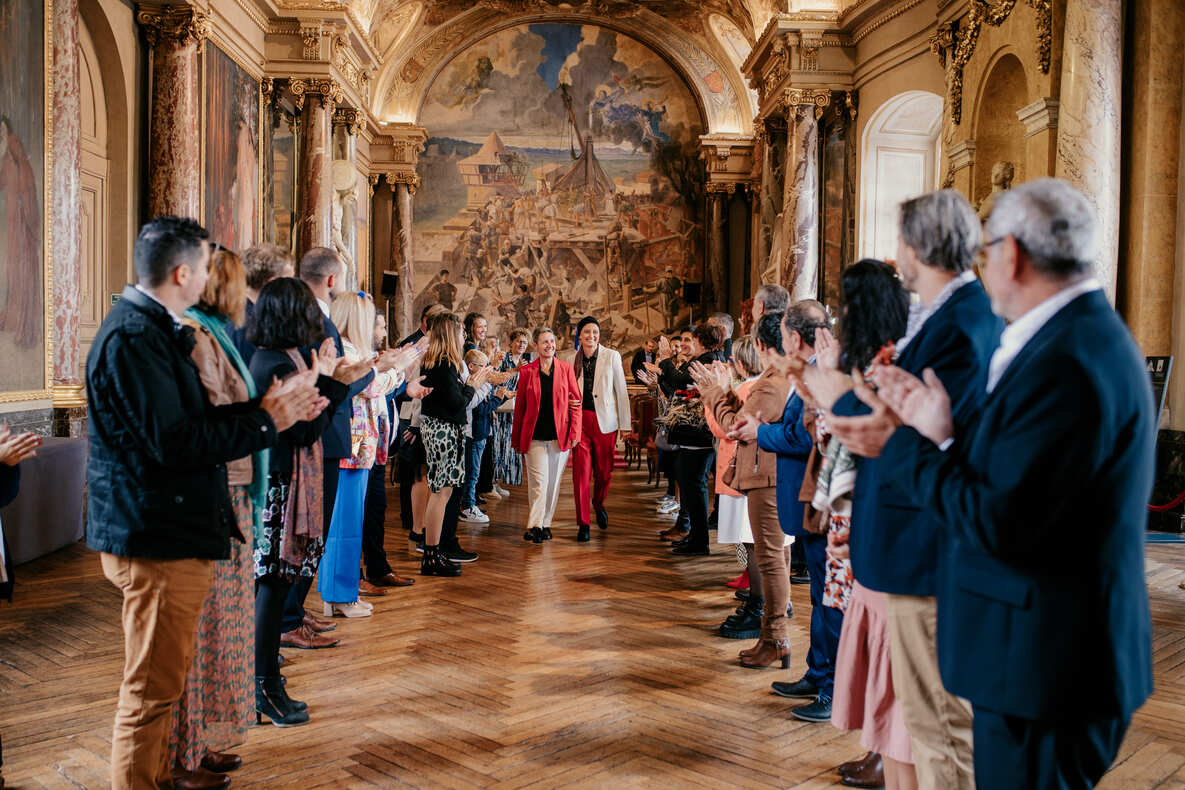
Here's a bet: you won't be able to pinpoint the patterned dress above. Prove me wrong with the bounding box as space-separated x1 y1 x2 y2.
170 487 255 770
491 352 530 485
811 408 855 612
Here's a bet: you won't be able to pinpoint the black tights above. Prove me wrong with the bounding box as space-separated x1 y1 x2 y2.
255 576 293 678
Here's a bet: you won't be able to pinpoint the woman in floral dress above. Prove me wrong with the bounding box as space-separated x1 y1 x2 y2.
491 329 532 488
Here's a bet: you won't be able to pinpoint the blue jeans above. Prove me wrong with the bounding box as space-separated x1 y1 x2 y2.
802 531 843 697
462 437 487 510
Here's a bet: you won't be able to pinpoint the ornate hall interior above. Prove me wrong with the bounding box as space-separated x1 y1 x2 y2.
2 0 1185 787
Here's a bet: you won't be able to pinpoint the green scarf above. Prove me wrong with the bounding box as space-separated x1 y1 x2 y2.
184 306 270 539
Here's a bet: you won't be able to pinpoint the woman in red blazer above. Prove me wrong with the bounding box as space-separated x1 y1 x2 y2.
512 327 582 543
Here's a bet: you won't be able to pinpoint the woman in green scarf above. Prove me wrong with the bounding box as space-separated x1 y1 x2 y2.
168 245 268 785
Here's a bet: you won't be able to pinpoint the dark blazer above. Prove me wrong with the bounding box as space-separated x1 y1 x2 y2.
229 298 257 364
630 349 653 384
835 280 1002 596
881 289 1155 720
85 286 277 560
512 358 582 453
1 464 18 600
756 390 813 537
319 313 374 460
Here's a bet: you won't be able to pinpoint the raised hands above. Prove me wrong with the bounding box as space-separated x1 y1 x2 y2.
376 344 419 375
313 338 342 378
0 425 42 466
688 359 731 391
657 335 671 360
467 365 492 389
801 364 856 412
405 375 432 400
815 327 841 371
876 366 953 447
260 373 329 432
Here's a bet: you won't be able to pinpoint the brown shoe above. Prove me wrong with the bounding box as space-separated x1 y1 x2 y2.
739 638 791 669
302 612 336 633
659 526 689 542
358 579 387 597
841 753 884 788
738 638 763 659
200 751 242 773
280 624 340 650
172 766 231 790
369 572 415 587
838 751 878 777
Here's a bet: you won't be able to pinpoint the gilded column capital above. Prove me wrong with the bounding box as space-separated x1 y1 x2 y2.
333 108 363 136
137 4 209 50
289 78 344 111
367 173 380 196
385 171 421 195
783 87 831 119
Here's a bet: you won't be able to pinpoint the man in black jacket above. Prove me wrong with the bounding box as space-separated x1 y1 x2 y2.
86 216 323 790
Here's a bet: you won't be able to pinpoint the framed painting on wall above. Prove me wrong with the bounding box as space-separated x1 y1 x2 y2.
0 0 54 402
204 42 260 254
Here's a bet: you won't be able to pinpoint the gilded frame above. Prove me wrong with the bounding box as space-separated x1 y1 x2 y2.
0 0 55 404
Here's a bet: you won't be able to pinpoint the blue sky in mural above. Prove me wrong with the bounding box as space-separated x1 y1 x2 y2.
530 23 583 90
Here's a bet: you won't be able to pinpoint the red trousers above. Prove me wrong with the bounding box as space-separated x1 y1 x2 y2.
572 409 617 526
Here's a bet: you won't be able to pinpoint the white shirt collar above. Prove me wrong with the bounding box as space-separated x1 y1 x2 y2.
316 297 330 317
134 284 184 327
986 278 1102 393
898 270 978 352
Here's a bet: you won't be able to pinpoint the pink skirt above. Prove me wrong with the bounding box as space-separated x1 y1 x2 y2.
831 581 913 764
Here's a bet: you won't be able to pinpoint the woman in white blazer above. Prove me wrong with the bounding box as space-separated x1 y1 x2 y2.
570 316 632 542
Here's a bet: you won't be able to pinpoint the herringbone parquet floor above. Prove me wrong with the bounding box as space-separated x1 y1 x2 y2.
2 465 1185 788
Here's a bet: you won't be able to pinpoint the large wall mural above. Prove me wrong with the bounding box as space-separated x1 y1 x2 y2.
414 22 705 350
0 0 49 395
205 45 259 254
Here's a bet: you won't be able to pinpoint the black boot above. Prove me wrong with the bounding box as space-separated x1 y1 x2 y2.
420 544 462 577
720 597 763 639
276 674 307 712
577 524 591 542
255 676 309 727
542 527 553 540
595 508 609 530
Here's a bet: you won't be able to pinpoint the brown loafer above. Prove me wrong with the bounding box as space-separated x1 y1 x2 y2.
838 751 877 777
841 753 884 788
659 526 689 542
302 613 336 633
172 766 230 790
280 624 340 650
370 572 415 587
358 579 387 597
200 751 242 773
739 638 791 669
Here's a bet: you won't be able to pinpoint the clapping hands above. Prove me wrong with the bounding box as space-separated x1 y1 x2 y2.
0 424 42 466
688 360 731 391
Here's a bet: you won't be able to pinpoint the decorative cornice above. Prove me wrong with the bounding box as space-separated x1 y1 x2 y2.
301 23 323 60
136 5 210 50
929 21 955 69
333 108 363 136
231 0 269 33
705 182 738 194
52 383 87 409
1015 96 1059 137
331 34 372 97
289 77 344 110
849 0 926 44
948 139 976 172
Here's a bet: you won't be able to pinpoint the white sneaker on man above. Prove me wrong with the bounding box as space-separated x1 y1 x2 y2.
494 484 511 498
657 499 679 514
484 488 504 500
460 507 490 524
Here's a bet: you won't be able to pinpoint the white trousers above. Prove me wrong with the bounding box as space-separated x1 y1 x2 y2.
525 440 569 528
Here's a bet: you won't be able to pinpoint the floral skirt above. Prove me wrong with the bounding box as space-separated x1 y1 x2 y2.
491 411 522 486
421 415 466 492
254 474 324 583
824 512 854 611
169 487 254 770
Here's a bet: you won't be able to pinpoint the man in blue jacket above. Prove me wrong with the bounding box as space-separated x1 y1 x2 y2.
729 301 835 722
841 179 1155 788
811 190 1002 788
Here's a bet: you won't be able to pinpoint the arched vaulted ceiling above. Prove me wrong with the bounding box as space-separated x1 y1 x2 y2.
343 0 782 135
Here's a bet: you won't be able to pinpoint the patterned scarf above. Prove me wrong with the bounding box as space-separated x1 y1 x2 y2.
184 307 270 537
280 349 325 567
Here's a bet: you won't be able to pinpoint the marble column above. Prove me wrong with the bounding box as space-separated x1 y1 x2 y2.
52 0 82 404
332 109 361 287
1055 0 1123 300
390 179 417 340
1119 0 1184 355
706 189 728 312
139 6 205 218
294 83 337 261
782 104 820 300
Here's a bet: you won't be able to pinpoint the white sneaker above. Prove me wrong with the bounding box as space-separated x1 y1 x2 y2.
460 507 490 523
657 500 680 514
484 488 504 500
323 601 372 618
494 484 511 498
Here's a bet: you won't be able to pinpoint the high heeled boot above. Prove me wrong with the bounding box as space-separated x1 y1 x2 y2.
420 544 462 577
255 676 309 727
739 638 791 669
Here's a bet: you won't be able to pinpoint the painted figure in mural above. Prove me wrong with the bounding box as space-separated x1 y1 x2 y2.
657 266 683 329
231 103 257 250
431 269 457 309
0 116 42 350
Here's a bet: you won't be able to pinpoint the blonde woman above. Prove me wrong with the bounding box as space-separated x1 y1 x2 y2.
318 292 420 614
418 312 490 575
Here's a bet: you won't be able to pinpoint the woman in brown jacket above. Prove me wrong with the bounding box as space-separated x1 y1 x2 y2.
692 311 793 669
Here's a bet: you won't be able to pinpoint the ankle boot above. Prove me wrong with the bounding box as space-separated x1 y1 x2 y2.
739 638 791 669
738 637 764 658
420 545 462 577
255 676 309 727
720 598 763 639
276 674 307 712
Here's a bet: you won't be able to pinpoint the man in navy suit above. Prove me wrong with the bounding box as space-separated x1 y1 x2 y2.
841 179 1155 788
279 247 377 649
730 300 836 722
811 190 1002 788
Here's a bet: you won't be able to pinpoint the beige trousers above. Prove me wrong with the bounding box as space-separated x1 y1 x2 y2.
101 553 213 790
525 440 569 529
886 593 975 790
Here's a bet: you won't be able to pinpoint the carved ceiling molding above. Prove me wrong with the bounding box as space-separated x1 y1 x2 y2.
848 0 926 44
947 0 1052 124
137 5 210 50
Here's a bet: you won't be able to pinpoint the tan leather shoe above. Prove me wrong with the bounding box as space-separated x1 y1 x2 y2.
841 753 884 788
200 751 242 773
302 612 336 633
358 579 387 597
280 624 340 650
172 766 230 789
739 638 791 669
370 572 415 587
323 600 373 618
838 751 877 777
738 638 763 659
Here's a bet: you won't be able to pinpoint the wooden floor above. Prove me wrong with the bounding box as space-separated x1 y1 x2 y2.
3 465 1185 788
